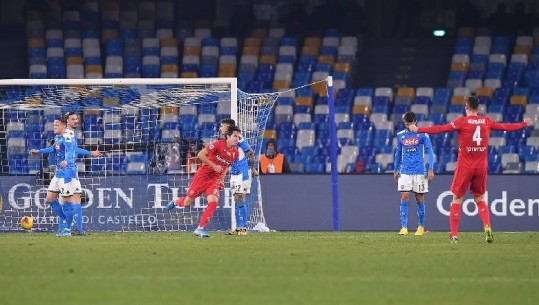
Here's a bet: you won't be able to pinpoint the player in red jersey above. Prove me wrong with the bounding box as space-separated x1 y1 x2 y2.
167 125 241 237
409 95 532 243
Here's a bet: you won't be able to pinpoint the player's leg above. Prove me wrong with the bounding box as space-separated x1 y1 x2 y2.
236 177 251 235
194 185 221 237
414 193 425 235
46 177 66 234
60 193 75 236
167 175 201 210
397 174 413 235
412 175 428 236
228 174 243 235
449 166 471 243
238 193 248 235
71 193 84 235
470 168 493 243
399 191 410 235
58 179 81 236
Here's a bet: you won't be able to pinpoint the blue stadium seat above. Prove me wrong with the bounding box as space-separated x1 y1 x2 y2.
305 162 325 174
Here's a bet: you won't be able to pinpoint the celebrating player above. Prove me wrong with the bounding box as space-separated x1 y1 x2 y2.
408 95 533 243
64 111 102 235
167 125 241 237
393 111 434 236
29 117 78 236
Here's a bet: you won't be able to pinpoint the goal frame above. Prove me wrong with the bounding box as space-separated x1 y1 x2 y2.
0 77 277 233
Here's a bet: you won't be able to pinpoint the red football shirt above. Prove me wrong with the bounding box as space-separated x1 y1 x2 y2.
197 139 239 179
418 115 527 168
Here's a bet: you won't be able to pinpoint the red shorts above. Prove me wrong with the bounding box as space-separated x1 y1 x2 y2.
185 173 221 200
451 165 487 197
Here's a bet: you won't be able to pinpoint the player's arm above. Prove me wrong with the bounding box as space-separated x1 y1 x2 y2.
246 149 258 176
416 123 456 134
197 147 223 173
423 134 435 181
393 139 402 181
490 118 531 131
63 138 77 168
75 146 91 156
75 147 102 157
30 145 54 155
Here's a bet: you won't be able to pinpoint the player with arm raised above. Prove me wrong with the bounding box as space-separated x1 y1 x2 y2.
409 95 533 243
29 117 79 236
393 112 434 236
167 125 241 238
64 112 101 235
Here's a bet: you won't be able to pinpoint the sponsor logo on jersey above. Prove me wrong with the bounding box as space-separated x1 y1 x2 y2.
215 155 232 165
403 137 419 146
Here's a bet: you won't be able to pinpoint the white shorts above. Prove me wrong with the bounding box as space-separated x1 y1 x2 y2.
230 172 252 195
48 176 82 197
397 174 429 194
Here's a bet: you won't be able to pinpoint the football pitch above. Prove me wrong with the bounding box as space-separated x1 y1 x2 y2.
1 231 538 305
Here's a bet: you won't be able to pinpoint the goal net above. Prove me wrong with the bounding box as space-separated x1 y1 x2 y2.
0 78 278 232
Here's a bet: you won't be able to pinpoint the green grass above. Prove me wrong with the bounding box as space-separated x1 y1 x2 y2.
1 231 538 305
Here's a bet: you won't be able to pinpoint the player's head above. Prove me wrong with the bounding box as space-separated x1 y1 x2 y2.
53 116 67 135
465 95 480 112
402 111 416 130
225 125 241 146
219 118 236 136
64 111 79 129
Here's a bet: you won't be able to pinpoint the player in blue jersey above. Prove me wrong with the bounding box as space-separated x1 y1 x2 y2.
393 112 435 236
30 115 100 236
30 117 78 236
64 111 101 235
215 119 258 235
229 132 258 235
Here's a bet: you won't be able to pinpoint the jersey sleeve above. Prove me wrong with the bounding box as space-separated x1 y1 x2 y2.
418 117 461 134
422 133 434 170
206 140 221 155
487 117 528 131
75 147 91 156
393 136 402 171
38 145 55 154
238 140 251 152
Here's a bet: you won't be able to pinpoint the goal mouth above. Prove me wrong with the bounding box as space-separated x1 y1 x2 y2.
0 78 278 232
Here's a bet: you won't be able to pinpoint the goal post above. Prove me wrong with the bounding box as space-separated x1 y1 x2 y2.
0 78 278 232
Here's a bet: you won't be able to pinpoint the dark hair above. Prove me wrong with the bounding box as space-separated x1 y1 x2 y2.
402 111 416 123
55 116 67 125
64 111 77 119
221 119 236 126
225 125 241 137
466 95 480 110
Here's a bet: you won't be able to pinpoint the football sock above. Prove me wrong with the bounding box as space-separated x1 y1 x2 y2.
48 199 66 232
198 201 218 228
476 201 491 228
417 201 425 227
62 202 75 233
73 204 83 232
400 200 409 228
234 202 241 227
450 203 461 237
175 197 185 207
238 201 247 228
